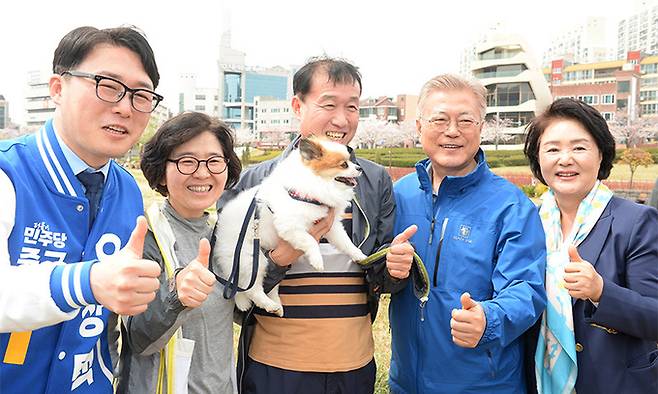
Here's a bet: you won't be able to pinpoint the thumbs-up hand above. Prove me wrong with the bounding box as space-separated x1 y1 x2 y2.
450 292 487 348
175 238 216 308
564 245 604 302
90 216 162 316
386 225 417 279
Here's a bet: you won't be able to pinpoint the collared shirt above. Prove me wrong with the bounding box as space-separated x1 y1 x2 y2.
53 125 110 187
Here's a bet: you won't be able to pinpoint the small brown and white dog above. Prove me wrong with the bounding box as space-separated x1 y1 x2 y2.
213 136 366 316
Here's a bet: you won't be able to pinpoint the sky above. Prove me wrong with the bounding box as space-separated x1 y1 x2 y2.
1 0 654 126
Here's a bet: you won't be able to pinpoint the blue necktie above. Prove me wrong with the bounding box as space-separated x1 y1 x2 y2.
76 171 105 226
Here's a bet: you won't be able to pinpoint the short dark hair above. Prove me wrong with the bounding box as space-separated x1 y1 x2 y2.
141 112 241 196
53 26 160 88
524 98 616 185
293 56 362 101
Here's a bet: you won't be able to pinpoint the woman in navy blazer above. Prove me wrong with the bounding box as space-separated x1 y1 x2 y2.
524 98 658 394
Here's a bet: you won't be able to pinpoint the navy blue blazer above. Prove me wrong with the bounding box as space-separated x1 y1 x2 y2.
571 196 658 394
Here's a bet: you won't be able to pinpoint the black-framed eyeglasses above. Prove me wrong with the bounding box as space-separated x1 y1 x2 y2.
60 70 163 113
167 156 229 175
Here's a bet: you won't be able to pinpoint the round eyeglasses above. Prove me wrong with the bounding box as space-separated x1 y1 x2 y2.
420 116 481 133
167 156 229 175
60 70 163 113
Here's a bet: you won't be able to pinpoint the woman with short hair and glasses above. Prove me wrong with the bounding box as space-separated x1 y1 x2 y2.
117 112 242 394
524 98 658 394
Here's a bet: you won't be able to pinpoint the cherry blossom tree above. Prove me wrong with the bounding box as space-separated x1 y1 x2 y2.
481 114 513 150
608 112 658 148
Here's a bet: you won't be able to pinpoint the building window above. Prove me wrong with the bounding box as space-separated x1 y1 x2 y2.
642 78 658 87
617 81 630 93
195 94 206 100
486 82 536 107
640 90 657 101
195 105 205 111
601 112 614 120
617 98 628 110
641 63 657 74
600 94 615 104
577 95 599 105
223 72 242 103
641 103 658 114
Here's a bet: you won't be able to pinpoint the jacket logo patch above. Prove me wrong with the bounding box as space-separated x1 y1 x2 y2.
453 225 473 244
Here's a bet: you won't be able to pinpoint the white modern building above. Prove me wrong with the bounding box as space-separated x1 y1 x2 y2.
178 73 220 116
253 96 298 147
543 17 615 65
25 69 55 129
471 32 552 138
217 29 292 131
617 2 658 58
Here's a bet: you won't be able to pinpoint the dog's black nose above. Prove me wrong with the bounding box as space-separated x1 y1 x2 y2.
355 165 362 173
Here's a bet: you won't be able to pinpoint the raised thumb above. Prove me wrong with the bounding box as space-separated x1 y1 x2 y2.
196 238 211 269
568 245 583 262
125 216 148 258
392 225 418 245
460 292 477 310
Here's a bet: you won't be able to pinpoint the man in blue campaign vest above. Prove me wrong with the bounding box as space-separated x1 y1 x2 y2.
0 26 163 393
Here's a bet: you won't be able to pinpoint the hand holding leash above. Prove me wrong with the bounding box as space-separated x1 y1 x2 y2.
450 292 486 348
90 216 162 315
386 225 417 279
176 239 216 308
564 245 603 302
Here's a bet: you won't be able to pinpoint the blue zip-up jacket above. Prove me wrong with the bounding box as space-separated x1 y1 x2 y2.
389 151 547 394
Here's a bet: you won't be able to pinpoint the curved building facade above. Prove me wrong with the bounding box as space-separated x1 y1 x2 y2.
471 33 552 139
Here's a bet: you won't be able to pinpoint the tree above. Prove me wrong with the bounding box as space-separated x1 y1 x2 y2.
481 114 513 150
233 126 257 147
232 126 257 166
379 122 405 148
618 148 654 190
353 118 389 149
608 113 658 148
399 119 418 147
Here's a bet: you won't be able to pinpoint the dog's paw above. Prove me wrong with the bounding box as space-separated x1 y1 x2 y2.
308 258 325 272
234 294 253 312
264 301 284 317
272 304 284 317
349 249 367 262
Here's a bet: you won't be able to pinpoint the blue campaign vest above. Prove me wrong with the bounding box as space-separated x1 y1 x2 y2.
0 119 143 393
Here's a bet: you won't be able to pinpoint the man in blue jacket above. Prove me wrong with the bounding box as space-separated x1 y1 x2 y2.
0 26 163 393
388 74 547 393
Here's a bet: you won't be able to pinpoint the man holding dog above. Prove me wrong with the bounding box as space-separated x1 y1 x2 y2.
217 57 415 394
387 74 547 393
0 26 163 393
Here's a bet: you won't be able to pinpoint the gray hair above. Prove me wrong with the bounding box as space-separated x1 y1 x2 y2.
417 74 487 120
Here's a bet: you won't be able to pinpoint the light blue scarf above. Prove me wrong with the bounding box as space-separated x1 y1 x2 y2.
535 181 613 394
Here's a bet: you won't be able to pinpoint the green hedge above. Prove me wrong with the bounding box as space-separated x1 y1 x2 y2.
243 146 658 168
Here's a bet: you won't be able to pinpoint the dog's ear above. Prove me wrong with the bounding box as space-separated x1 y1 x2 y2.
299 137 324 161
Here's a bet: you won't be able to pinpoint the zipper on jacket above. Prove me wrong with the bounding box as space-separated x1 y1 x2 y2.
419 298 427 322
432 218 449 287
486 349 495 378
428 217 435 245
353 196 370 249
